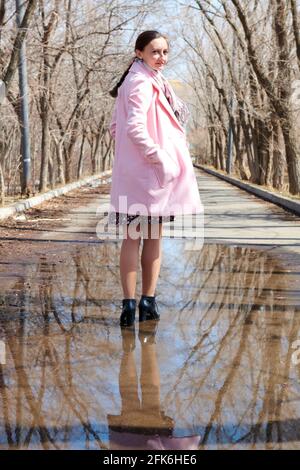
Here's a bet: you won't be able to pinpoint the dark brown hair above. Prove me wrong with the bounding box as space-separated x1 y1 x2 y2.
109 30 169 98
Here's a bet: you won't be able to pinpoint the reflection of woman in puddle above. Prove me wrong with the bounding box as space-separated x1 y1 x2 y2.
107 322 200 450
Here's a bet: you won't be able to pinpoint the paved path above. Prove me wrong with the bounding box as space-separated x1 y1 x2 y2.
196 169 300 252
32 168 300 252
0 168 300 450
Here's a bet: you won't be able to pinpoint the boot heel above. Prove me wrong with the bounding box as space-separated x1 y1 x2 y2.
138 295 160 322
139 304 146 323
120 299 136 327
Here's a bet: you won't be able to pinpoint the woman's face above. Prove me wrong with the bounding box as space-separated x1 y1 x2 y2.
136 37 169 71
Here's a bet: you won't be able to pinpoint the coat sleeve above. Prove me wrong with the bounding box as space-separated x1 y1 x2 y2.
109 101 117 139
125 77 162 163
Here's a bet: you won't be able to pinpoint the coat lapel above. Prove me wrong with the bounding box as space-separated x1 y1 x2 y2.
149 77 185 134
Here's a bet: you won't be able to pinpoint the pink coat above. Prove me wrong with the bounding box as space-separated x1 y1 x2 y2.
108 59 203 217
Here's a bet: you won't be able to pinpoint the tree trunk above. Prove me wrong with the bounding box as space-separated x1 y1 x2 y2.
39 108 50 191
77 134 85 179
280 116 300 193
53 137 65 185
0 160 4 205
272 117 285 190
39 5 58 191
273 0 300 193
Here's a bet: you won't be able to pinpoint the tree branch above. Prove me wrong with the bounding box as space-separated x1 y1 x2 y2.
2 0 37 93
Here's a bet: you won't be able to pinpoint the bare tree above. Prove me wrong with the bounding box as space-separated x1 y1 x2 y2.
0 0 157 200
180 0 300 195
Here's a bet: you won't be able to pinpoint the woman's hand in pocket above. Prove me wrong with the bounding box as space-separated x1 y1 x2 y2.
152 148 181 188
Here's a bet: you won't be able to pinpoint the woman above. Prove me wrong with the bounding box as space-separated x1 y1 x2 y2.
108 30 203 328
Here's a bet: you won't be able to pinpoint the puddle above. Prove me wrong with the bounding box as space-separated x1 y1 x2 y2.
0 241 300 449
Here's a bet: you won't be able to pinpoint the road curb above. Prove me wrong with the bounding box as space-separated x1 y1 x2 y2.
194 164 300 217
0 170 112 221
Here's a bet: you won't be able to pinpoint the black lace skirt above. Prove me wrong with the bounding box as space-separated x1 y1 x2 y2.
107 211 175 226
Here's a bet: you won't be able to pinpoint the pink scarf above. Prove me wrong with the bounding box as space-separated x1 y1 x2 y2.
135 58 190 127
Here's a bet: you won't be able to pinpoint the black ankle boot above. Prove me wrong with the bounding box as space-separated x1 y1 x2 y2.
138 295 160 322
120 299 136 327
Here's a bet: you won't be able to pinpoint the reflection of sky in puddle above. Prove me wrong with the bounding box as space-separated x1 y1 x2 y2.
0 241 300 449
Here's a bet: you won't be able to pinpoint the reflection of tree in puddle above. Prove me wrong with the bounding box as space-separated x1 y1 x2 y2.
0 243 299 449
0 244 122 449
161 244 300 449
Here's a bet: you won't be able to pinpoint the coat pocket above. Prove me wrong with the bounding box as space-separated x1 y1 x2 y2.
153 148 181 188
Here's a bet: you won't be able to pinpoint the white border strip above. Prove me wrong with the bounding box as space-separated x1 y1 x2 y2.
0 170 112 221
195 164 300 217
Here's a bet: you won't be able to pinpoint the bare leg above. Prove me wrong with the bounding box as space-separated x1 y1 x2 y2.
120 223 142 298
119 332 140 413
141 223 163 296
140 342 160 413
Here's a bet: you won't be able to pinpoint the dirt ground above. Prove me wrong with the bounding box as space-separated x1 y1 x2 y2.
0 177 111 266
